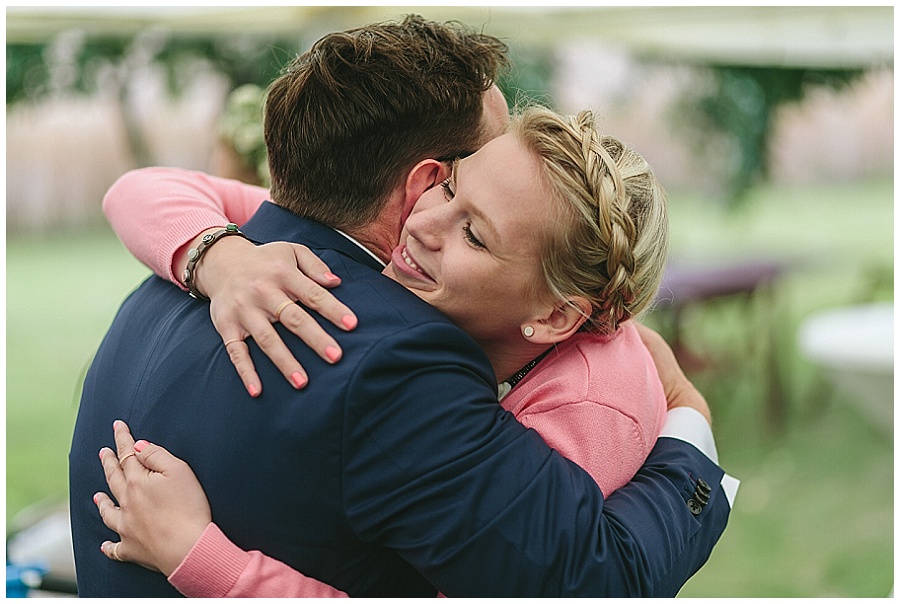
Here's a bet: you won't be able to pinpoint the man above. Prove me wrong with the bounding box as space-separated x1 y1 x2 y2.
71 15 732 597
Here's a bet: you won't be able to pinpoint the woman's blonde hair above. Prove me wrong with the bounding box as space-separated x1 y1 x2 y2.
511 106 669 335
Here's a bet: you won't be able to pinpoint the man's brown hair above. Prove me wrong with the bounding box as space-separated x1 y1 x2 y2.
264 14 508 230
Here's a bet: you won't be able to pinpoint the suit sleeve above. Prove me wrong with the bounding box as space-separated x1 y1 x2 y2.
341 322 729 597
102 167 269 285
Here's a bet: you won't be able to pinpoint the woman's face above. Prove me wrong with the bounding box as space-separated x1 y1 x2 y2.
386 133 557 344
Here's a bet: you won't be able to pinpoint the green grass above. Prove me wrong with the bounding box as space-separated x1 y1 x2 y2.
659 178 894 597
6 177 893 596
6 226 151 525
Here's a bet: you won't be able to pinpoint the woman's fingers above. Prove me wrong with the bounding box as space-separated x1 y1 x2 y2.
130 440 181 475
290 245 358 333
94 491 121 534
96 493 152 570
100 540 126 563
99 447 127 501
205 241 361 393
215 300 345 395
290 244 343 288
214 310 310 394
112 420 137 461
100 538 158 573
221 335 262 397
93 423 194 575
246 318 311 390
264 245 358 367
273 301 344 364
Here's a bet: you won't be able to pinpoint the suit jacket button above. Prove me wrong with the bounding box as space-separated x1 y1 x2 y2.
695 489 710 505
687 498 703 515
697 478 711 494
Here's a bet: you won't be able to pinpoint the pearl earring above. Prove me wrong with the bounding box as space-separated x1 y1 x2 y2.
523 325 535 338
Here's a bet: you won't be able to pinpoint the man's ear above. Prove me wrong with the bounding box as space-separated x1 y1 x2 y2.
527 297 592 345
401 160 451 226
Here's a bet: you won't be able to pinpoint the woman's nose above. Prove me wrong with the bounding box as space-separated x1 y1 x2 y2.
406 202 448 251
408 186 446 216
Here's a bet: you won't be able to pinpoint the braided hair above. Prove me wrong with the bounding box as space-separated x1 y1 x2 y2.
512 107 669 335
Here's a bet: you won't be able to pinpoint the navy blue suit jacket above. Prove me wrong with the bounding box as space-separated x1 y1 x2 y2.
70 202 728 597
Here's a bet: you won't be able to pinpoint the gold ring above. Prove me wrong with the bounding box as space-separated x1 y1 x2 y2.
119 452 136 465
223 338 244 348
274 300 295 322
111 542 122 562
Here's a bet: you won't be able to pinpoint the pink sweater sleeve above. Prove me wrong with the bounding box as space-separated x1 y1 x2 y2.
516 403 651 497
168 523 348 598
103 167 269 287
503 326 667 497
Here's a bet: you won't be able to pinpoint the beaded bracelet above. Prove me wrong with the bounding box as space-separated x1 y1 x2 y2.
182 223 246 301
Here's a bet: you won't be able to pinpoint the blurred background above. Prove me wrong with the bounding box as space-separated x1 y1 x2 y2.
6 6 893 597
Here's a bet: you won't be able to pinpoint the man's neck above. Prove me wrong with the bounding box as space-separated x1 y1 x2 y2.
342 191 405 264
343 223 396 264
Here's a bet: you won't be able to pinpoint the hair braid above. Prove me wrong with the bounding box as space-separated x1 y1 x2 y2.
513 107 669 335
591 132 639 332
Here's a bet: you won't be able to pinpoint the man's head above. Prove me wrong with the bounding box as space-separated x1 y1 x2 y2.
264 15 509 232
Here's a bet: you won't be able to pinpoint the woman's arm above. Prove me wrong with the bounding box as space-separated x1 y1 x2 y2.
167 524 347 598
103 167 359 396
95 328 719 597
96 421 347 598
517 402 655 496
103 167 267 285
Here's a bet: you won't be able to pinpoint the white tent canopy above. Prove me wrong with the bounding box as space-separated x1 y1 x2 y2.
6 6 893 69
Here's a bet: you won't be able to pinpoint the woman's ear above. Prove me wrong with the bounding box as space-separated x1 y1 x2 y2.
401 160 451 226
526 297 591 344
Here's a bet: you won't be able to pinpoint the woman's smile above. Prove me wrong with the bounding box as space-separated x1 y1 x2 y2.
390 243 435 285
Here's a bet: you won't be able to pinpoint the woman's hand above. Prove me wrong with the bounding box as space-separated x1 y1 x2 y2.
94 420 212 577
635 323 711 425
193 235 359 397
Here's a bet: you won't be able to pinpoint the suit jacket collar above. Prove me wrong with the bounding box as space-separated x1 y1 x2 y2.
240 201 385 272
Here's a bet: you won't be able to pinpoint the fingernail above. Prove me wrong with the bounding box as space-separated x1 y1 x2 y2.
324 272 340 282
113 420 121 429
341 314 358 330
98 448 105 460
291 372 308 389
247 383 260 398
93 493 100 504
134 440 148 452
325 346 341 363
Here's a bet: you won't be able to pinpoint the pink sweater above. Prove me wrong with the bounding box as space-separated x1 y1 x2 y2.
104 168 667 598
500 326 666 496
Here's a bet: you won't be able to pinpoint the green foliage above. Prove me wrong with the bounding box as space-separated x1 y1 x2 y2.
219 83 270 185
6 43 49 104
71 37 131 93
6 33 301 105
497 45 557 110
151 35 301 96
679 65 863 206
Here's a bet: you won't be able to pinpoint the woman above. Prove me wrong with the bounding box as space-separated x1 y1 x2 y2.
95 107 671 596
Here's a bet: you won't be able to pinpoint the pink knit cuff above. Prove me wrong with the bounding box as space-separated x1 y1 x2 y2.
168 522 251 597
155 208 236 288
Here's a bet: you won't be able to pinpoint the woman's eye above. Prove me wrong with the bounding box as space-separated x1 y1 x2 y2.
440 178 454 201
463 224 486 249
